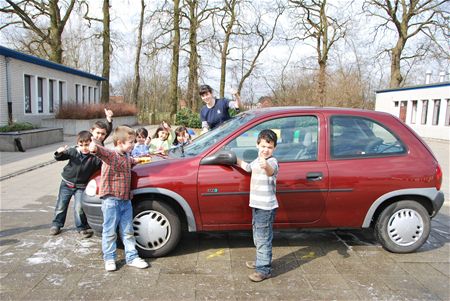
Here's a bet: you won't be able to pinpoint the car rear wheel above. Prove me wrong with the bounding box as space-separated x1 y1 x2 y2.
133 200 181 257
374 200 430 253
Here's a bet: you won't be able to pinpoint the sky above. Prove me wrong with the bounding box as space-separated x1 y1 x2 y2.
1 0 448 101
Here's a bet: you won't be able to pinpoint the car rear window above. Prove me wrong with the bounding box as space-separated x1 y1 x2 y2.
330 115 406 159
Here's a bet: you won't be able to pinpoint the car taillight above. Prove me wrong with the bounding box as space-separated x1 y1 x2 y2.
85 179 98 196
435 164 443 191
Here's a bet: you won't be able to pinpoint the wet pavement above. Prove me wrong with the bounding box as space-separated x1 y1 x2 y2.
0 135 449 300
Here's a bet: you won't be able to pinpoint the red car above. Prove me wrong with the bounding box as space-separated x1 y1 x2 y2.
82 107 444 257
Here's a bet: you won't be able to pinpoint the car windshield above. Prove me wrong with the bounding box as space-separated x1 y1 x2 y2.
167 112 255 158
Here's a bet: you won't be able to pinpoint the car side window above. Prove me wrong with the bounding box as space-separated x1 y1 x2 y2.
223 116 319 162
330 116 406 159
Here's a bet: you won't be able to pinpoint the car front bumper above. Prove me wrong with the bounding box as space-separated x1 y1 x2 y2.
81 192 103 233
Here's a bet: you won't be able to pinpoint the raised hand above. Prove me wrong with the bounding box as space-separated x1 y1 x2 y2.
56 145 68 153
89 141 97 153
104 108 114 122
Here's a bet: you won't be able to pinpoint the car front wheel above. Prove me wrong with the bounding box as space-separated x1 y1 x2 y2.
374 200 430 253
133 200 181 257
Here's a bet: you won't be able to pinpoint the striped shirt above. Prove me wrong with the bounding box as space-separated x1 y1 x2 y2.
243 157 279 210
95 145 135 200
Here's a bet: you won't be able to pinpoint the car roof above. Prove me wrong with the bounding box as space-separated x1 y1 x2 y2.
245 106 393 118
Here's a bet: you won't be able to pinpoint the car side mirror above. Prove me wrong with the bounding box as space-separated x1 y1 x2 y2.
200 150 237 166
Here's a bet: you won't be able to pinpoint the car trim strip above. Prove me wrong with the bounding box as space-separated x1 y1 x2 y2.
201 188 352 197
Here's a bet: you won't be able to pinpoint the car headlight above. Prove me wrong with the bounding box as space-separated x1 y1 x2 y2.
85 179 97 196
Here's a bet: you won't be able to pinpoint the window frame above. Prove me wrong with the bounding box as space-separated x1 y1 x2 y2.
329 115 407 160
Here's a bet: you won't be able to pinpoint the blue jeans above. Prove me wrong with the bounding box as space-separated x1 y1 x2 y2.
101 197 138 263
252 208 277 276
52 181 89 231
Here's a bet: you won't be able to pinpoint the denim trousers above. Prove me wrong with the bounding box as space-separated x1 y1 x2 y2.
101 197 138 263
252 207 277 276
52 181 89 231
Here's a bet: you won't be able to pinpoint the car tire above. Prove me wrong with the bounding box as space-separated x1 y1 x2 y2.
132 200 181 258
374 200 430 253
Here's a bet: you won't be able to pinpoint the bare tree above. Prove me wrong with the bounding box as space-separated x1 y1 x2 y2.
234 2 284 94
0 0 76 63
169 0 181 119
182 0 216 110
131 0 145 105
363 0 449 88
82 0 111 104
288 0 349 106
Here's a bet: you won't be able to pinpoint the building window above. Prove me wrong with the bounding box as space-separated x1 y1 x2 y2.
38 77 44 113
421 100 428 125
432 99 441 126
75 84 80 104
94 88 98 103
411 100 417 124
58 81 64 107
24 75 32 113
394 101 399 107
445 99 450 126
49 79 55 113
88 87 92 104
82 86 86 104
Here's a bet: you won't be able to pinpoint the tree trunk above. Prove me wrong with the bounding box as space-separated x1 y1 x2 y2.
48 0 63 63
101 0 110 104
389 38 406 88
186 0 199 110
169 0 181 119
318 61 326 107
219 0 237 98
132 0 145 105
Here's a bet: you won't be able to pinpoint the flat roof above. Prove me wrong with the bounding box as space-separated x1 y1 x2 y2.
0 45 106 81
376 82 450 94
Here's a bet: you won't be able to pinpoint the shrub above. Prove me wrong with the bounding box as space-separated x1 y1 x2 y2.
56 103 137 119
0 122 35 132
175 108 201 128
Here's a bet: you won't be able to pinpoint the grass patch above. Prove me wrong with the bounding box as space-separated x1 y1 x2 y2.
0 122 35 132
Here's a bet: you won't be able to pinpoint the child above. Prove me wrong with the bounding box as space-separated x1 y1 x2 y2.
50 131 102 238
131 128 151 157
89 126 148 271
149 125 172 155
90 108 114 145
236 129 279 282
172 126 191 148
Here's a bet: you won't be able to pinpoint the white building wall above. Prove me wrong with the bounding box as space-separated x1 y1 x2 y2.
375 84 450 140
0 55 7 126
0 56 101 127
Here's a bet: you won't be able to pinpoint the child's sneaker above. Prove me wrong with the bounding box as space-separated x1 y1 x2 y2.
248 272 271 282
105 260 116 271
127 257 148 269
79 229 93 238
49 226 61 235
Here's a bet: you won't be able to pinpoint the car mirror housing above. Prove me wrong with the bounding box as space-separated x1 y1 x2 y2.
200 150 237 166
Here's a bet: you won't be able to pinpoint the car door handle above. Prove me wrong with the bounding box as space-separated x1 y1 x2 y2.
306 172 323 181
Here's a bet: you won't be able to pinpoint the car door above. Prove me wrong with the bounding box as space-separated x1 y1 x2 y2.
197 114 329 230
326 114 409 227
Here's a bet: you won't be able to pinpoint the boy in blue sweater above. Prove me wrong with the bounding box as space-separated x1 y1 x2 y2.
50 131 102 238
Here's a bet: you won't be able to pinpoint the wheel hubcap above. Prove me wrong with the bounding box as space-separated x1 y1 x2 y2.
387 208 424 246
133 210 171 250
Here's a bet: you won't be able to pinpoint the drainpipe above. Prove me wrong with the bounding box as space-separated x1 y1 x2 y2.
5 56 13 124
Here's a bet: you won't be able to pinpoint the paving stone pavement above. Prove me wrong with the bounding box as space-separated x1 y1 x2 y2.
0 135 449 300
0 196 448 301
